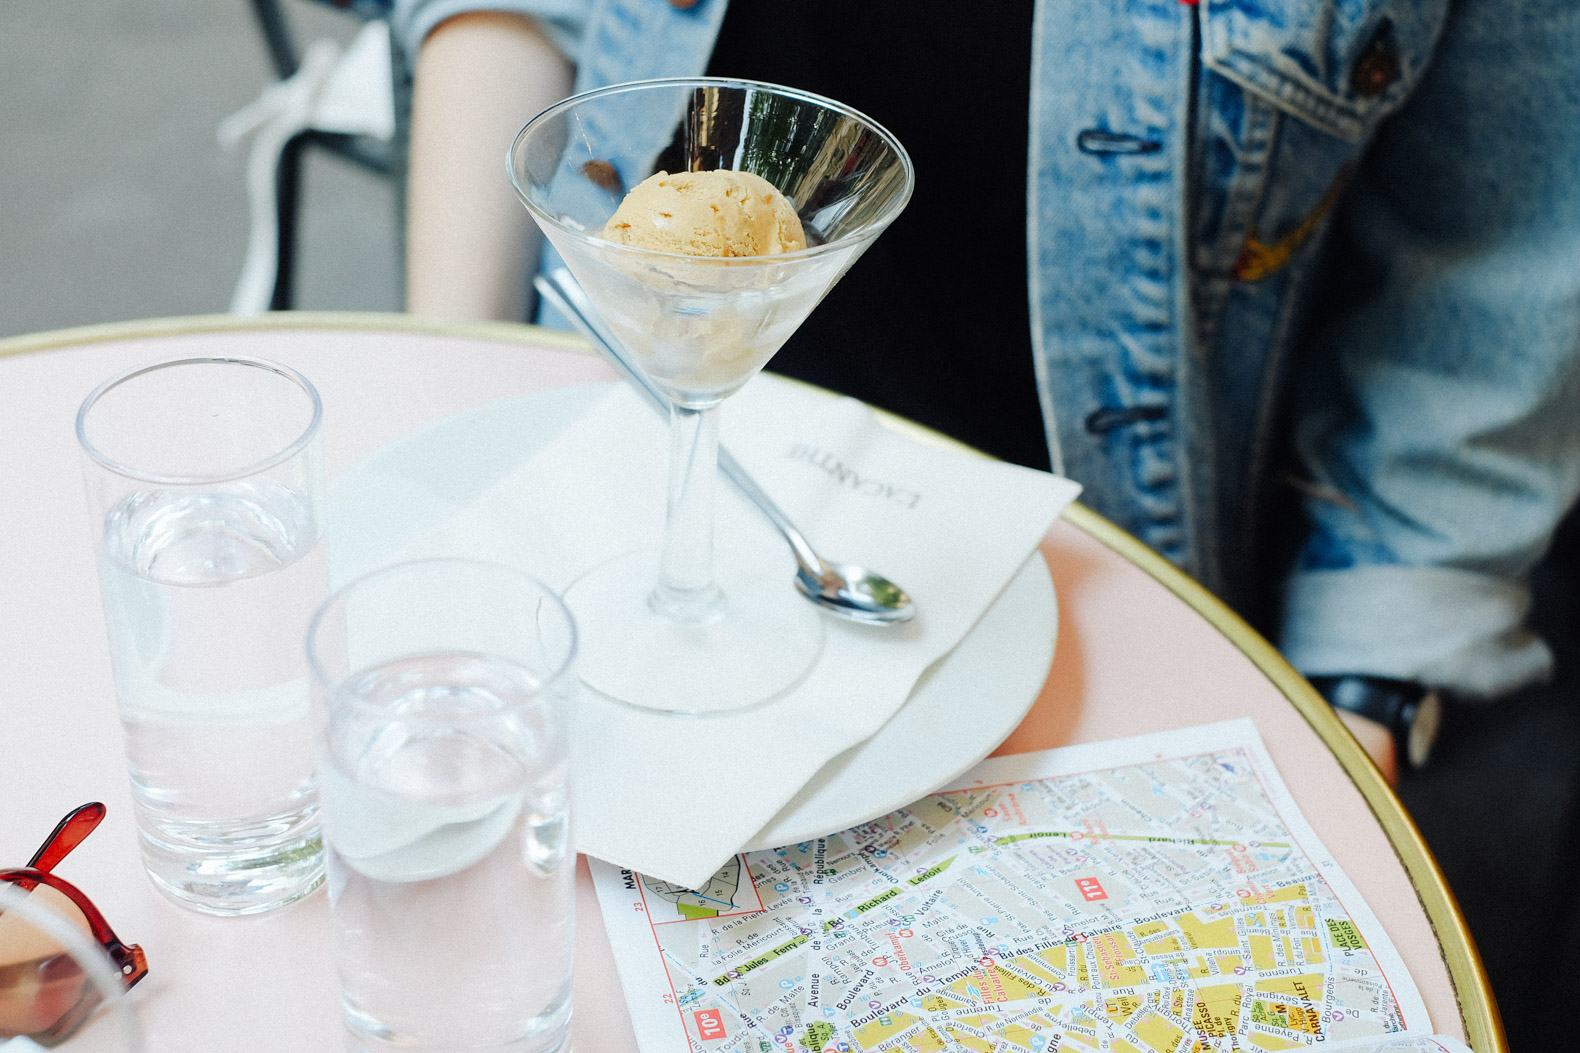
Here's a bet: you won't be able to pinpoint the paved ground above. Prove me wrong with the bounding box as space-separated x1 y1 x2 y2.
0 0 397 339
3 3 1576 1048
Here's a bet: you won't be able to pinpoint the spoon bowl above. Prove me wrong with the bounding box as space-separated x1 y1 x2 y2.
796 561 914 624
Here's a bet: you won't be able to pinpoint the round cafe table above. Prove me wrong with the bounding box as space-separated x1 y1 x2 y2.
0 314 1502 1052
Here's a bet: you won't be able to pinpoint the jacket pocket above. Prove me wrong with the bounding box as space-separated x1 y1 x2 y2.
1201 0 1450 142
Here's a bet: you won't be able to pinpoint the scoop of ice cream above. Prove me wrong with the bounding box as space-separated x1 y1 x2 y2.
598 170 807 257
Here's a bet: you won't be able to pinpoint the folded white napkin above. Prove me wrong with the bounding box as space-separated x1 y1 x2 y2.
398 374 1079 888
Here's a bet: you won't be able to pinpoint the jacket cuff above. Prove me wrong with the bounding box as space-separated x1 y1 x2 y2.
390 0 588 67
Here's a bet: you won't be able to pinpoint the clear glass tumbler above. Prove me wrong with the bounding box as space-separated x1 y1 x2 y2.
75 356 327 915
306 559 579 1053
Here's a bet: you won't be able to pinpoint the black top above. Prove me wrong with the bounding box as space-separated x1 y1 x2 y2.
704 0 1049 470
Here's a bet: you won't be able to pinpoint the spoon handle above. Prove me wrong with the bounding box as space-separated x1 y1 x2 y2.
534 270 825 576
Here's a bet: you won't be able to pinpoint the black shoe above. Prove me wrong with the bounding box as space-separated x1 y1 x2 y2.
1308 675 1443 771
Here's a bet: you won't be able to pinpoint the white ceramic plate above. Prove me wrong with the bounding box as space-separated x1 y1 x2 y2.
743 549 1054 850
330 382 1058 849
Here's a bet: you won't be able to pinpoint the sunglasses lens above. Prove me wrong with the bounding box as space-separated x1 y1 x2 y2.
0 883 100 1044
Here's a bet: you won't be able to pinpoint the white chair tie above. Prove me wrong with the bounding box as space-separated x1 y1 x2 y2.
219 20 395 316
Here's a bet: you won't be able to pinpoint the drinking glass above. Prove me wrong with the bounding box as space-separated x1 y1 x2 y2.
306 559 578 1053
76 356 327 915
508 77 913 715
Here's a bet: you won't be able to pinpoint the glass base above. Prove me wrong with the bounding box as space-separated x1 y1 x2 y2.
136 805 324 916
342 985 570 1053
565 547 824 715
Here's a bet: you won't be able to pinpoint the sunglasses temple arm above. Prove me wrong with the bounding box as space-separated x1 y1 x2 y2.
27 802 107 872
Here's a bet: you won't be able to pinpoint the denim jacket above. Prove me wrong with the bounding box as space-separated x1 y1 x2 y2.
396 0 1580 695
1026 0 1449 611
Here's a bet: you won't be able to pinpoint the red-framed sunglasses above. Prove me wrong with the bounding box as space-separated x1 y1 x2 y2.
1 803 148 1046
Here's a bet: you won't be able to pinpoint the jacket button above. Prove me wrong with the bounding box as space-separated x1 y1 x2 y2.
1350 19 1400 98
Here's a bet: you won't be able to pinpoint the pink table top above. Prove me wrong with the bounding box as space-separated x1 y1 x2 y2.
0 314 1501 1052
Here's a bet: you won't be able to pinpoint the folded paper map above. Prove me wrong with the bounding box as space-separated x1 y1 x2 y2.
593 719 1473 1053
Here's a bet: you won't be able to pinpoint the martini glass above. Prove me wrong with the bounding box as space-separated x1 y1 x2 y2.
508 78 913 715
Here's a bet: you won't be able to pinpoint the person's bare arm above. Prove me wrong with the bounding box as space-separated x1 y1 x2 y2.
405 11 574 320
1335 709 1399 785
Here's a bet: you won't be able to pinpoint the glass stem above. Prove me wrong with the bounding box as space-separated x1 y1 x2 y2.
650 400 725 623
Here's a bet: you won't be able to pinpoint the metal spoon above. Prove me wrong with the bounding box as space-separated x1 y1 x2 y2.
534 269 916 625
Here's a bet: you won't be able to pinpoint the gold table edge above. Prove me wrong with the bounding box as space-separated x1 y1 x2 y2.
0 310 591 360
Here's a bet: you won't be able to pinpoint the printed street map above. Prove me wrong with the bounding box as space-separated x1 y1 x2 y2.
592 720 1470 1053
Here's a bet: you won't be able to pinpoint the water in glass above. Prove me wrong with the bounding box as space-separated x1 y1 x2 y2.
321 652 573 1053
99 480 325 913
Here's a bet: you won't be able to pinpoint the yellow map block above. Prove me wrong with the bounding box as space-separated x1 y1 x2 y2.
920 994 965 1012
946 961 1049 1005
942 1030 994 1053
1250 998 1322 1036
1133 1011 1186 1053
998 969 1050 1001
1105 995 1142 1025
1093 932 1147 988
1241 884 1308 911
1249 1031 1304 1050
1038 945 1070 973
853 1011 920 1049
1255 973 1324 1003
1143 935 1183 955
1177 912 1238 949
1326 918 1367 950
1005 953 1063 989
998 1023 1038 1050
1155 988 1188 1018
945 974 990 1004
943 1015 1031 1053
1190 982 1244 1037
